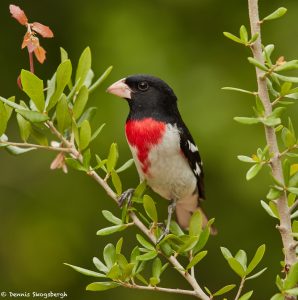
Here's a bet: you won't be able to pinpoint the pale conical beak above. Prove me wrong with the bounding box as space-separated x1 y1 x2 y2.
106 78 132 99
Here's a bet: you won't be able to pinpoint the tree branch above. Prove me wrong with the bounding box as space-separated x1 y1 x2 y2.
121 282 197 296
234 278 245 300
247 0 297 296
0 141 71 153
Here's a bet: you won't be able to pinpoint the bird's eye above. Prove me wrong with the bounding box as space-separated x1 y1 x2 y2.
137 81 149 91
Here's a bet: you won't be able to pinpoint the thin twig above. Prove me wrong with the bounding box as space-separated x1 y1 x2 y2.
47 121 210 300
122 282 197 296
0 141 71 153
234 277 245 300
247 0 297 298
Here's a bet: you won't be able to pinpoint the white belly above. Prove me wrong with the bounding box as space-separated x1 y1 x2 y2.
128 124 197 201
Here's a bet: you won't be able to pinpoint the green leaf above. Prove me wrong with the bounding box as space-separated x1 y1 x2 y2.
227 257 246 277
64 263 105 278
270 294 284 300
262 117 281 127
16 110 31 142
246 244 266 275
56 94 71 133
102 210 122 225
15 109 49 123
0 96 23 110
239 25 248 42
275 60 298 72
239 291 254 300
136 273 148 285
116 237 124 254
106 265 121 280
260 200 278 218
82 148 91 170
177 236 200 253
91 123 106 142
21 70 45 112
103 244 116 269
136 251 157 261
246 267 267 280
0 103 9 137
222 87 255 95
136 234 155 250
267 188 282 201
75 47 92 91
94 155 107 172
249 33 259 44
93 257 108 273
186 251 208 269
84 69 94 88
47 60 72 111
107 143 119 172
274 73 298 83
247 57 268 71
223 32 244 44
263 7 287 22
213 284 236 296
143 195 158 222
31 127 48 146
60 47 68 62
152 257 162 279
220 247 233 260
234 117 260 125
235 250 247 269
73 85 89 119
286 287 298 296
96 224 128 236
193 219 213 253
149 277 160 286
116 159 134 173
237 155 255 163
282 127 296 148
246 164 262 180
86 282 120 291
89 66 113 93
65 158 87 172
189 210 202 237
169 220 185 236
111 170 122 195
79 120 91 151
288 187 298 196
5 146 36 155
78 107 97 125
132 181 147 203
284 262 298 289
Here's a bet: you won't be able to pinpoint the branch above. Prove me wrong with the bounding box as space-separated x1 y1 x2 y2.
247 0 297 296
0 141 71 153
47 121 210 300
234 278 245 300
122 282 197 297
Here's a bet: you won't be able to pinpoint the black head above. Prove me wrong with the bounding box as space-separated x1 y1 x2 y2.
107 74 179 121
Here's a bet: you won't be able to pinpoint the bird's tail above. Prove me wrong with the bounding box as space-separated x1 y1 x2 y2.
176 199 217 235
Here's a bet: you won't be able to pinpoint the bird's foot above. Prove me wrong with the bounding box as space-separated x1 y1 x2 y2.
156 227 170 244
118 188 135 207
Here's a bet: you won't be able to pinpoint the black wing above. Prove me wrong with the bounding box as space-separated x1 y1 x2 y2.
177 122 205 200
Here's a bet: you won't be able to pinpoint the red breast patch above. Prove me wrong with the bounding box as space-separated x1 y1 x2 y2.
125 118 166 173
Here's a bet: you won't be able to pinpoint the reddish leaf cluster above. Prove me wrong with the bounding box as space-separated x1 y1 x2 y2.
9 4 54 64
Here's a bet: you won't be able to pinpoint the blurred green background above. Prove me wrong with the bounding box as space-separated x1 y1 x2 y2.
1 0 298 299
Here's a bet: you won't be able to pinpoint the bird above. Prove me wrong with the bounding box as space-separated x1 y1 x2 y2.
107 74 213 239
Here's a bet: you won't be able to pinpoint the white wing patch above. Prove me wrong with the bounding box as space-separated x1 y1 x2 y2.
187 140 198 153
194 162 201 176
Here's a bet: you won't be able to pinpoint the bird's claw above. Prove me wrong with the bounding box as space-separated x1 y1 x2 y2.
156 227 170 244
118 188 135 207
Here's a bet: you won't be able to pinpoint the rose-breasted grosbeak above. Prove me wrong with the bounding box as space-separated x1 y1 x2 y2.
107 75 213 237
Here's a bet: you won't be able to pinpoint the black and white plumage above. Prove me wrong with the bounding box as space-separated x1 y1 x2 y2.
107 74 210 231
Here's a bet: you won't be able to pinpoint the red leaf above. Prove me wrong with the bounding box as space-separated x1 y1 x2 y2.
32 22 54 38
9 4 28 25
21 32 31 49
34 45 46 64
17 74 23 90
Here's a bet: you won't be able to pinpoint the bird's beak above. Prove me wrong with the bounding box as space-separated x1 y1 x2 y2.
106 78 132 99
